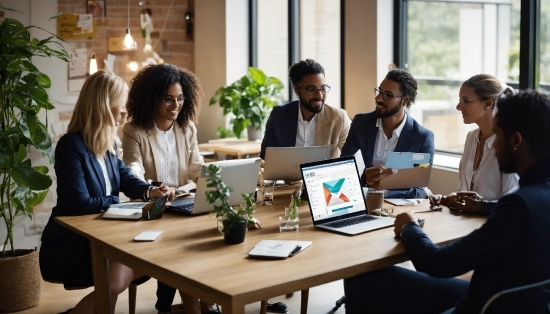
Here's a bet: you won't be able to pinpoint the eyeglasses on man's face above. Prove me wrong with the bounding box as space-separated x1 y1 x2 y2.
374 88 403 101
458 97 486 105
296 84 331 95
163 97 185 106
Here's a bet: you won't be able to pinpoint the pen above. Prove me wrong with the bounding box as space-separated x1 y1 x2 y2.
290 245 302 256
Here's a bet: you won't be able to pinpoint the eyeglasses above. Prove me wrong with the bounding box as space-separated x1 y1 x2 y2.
374 88 403 101
296 84 331 95
458 97 487 105
370 208 394 217
163 97 185 106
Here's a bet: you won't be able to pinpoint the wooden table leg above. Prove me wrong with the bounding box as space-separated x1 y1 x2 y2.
300 289 309 314
90 241 112 313
260 300 268 314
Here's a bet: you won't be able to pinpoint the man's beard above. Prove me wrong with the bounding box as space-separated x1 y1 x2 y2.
375 102 402 118
299 96 324 114
497 144 518 174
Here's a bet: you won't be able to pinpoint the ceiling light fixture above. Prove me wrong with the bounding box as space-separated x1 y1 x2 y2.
123 0 134 49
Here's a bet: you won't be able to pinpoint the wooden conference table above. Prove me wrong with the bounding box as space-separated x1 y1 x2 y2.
55 187 486 314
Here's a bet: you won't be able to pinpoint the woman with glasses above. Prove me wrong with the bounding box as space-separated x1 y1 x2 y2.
432 74 519 214
122 64 218 314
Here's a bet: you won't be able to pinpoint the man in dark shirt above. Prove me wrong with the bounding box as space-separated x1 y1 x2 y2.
344 90 550 313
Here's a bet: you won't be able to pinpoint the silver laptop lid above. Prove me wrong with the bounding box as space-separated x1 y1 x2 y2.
191 158 261 213
301 156 367 224
263 146 330 181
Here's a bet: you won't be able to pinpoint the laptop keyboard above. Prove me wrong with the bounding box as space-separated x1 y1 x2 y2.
324 215 379 229
168 202 194 214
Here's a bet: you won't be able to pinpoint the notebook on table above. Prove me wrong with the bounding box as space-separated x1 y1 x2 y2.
103 195 168 220
263 146 330 181
300 156 395 235
167 158 261 215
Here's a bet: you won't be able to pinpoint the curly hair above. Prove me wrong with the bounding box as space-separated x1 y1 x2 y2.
126 64 203 131
385 69 418 108
288 59 325 85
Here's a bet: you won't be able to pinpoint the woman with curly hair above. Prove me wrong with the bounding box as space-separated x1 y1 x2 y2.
122 64 217 314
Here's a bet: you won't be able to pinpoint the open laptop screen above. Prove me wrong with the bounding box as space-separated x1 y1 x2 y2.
302 157 366 222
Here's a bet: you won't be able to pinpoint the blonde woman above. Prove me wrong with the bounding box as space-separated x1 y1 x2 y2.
433 74 519 213
39 71 174 314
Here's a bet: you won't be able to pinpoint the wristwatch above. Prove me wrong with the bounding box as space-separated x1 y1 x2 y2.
143 186 153 201
400 221 420 238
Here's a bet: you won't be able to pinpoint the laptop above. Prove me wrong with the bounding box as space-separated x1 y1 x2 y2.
300 156 395 235
103 195 168 220
168 158 261 215
263 146 330 181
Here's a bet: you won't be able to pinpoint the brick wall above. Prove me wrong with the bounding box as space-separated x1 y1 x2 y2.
58 0 194 82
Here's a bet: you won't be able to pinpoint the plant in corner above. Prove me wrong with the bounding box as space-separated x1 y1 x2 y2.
0 5 70 312
204 164 255 244
209 67 284 140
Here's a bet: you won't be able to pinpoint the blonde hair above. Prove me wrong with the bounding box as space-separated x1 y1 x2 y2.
67 71 128 158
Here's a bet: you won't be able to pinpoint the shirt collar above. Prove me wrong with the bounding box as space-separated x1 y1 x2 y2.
376 113 408 138
475 129 496 149
298 104 318 123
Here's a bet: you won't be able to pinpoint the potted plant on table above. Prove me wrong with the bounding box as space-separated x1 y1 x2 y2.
204 164 256 244
0 5 70 312
209 67 284 140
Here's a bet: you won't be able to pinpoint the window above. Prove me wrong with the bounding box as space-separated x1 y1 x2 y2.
300 0 341 108
257 0 289 99
401 0 520 154
253 0 342 107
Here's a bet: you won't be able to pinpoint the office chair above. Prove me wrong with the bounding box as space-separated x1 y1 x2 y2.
46 276 150 314
480 278 550 314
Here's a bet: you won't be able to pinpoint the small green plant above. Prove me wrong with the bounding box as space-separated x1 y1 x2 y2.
204 164 255 234
209 67 284 138
0 5 70 256
286 183 303 219
216 126 235 139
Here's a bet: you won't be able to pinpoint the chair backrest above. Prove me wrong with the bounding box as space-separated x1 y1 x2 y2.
480 278 550 314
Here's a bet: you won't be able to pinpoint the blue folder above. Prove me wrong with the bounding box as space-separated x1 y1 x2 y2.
384 152 431 169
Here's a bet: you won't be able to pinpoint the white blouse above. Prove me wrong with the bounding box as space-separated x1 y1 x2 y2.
153 123 180 187
458 129 519 201
96 156 112 195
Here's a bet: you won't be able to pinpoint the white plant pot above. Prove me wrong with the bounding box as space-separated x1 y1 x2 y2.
247 125 264 141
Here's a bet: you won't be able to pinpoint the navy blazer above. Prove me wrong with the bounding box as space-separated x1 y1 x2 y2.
341 112 434 198
39 132 151 281
260 100 351 159
401 156 550 313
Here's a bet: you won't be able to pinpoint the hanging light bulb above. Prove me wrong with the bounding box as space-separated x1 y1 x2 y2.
128 61 139 72
123 0 134 49
124 29 134 49
89 54 98 74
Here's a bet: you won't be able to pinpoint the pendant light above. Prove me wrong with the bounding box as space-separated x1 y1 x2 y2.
89 54 98 74
123 0 134 49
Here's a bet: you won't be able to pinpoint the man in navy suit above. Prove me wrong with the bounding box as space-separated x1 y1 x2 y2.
344 90 550 313
260 59 351 160
341 69 434 198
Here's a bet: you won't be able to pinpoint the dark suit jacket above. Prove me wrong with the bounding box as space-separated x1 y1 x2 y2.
341 112 434 198
260 100 351 159
401 156 550 313
39 132 151 281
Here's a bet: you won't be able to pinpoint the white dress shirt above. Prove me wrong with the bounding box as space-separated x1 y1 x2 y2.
458 129 519 201
295 104 318 147
372 113 408 167
154 123 180 187
96 156 112 195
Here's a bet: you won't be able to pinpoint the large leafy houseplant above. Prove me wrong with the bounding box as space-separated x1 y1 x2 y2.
0 5 70 257
209 67 284 139
204 164 255 240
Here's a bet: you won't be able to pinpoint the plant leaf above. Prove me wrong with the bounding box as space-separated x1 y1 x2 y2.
10 160 52 190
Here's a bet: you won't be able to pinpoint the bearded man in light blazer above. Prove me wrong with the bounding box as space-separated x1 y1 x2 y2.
260 59 351 160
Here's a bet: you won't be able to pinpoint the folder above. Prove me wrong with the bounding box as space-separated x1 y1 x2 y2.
385 152 431 169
